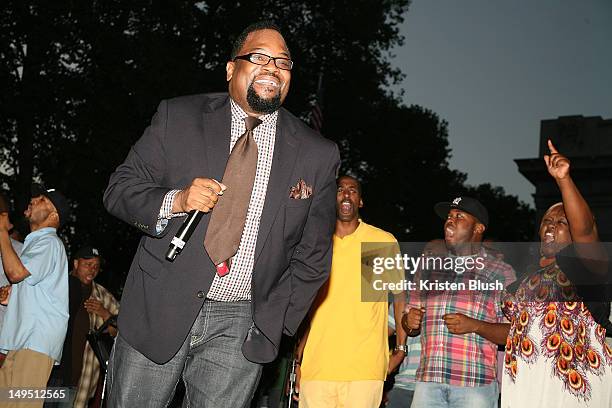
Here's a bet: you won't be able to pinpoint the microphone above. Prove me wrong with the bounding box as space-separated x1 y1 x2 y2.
165 210 204 261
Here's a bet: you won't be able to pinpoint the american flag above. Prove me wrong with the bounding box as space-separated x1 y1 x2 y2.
309 72 324 132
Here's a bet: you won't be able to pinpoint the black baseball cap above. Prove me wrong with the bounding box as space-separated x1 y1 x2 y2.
31 184 71 228
73 246 101 260
434 196 489 228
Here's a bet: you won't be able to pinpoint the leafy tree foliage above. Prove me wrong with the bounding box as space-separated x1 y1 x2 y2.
0 0 533 293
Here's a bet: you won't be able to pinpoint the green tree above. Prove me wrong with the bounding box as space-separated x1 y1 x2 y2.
347 103 467 240
462 183 536 241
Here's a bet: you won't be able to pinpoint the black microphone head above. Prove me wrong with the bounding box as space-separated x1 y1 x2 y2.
166 245 180 262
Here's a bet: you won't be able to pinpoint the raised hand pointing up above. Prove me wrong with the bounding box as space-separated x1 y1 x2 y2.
543 139 570 181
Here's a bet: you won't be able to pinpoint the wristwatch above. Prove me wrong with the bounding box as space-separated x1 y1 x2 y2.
394 344 408 353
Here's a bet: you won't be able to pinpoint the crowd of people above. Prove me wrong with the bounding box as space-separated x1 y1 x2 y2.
0 20 610 408
289 143 611 408
0 189 119 408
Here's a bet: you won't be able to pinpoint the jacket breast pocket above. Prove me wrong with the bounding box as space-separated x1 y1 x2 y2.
284 198 311 247
285 196 312 208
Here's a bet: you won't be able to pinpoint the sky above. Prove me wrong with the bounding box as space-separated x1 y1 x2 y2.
389 0 612 205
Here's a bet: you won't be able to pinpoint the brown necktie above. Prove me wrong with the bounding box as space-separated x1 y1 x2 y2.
205 116 262 276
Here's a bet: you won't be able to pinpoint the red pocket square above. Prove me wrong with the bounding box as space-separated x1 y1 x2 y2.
289 179 313 199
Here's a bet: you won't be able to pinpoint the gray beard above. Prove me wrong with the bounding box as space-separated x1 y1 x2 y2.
246 83 281 114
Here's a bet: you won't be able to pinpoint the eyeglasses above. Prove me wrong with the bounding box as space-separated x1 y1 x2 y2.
233 52 294 71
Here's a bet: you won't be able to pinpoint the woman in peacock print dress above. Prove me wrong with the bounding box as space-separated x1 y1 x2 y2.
501 140 612 408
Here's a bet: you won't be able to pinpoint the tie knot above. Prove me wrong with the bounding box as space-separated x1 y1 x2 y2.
244 116 263 132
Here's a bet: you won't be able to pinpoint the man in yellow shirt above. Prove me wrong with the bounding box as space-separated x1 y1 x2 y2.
295 175 407 408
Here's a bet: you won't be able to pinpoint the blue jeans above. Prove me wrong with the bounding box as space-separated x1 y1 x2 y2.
385 387 414 408
411 381 498 408
106 301 262 408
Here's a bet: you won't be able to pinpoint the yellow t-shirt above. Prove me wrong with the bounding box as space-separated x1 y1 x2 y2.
300 221 404 381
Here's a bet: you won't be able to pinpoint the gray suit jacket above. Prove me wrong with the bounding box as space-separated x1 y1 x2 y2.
104 93 339 364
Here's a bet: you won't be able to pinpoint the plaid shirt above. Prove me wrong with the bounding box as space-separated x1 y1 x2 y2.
74 282 119 408
406 248 515 387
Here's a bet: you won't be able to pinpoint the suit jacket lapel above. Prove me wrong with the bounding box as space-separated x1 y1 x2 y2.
202 95 232 182
254 109 300 264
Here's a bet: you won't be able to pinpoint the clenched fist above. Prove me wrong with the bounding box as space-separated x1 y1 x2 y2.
402 307 425 333
443 313 481 335
0 285 11 305
84 297 112 321
173 178 227 214
0 213 13 233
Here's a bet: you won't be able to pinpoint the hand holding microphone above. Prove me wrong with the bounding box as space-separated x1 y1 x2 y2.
172 178 226 214
165 178 226 261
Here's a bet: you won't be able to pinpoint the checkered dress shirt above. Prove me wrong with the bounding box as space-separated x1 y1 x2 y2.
158 100 277 301
406 248 516 387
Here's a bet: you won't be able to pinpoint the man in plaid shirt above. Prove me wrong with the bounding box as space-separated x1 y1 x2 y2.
47 246 119 408
403 197 515 408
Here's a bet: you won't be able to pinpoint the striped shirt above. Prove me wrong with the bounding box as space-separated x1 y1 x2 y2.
406 248 515 387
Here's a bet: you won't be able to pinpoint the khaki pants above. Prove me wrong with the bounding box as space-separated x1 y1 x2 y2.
0 349 54 408
299 380 384 408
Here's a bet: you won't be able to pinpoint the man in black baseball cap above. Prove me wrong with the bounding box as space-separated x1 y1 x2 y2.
403 196 516 408
30 185 71 229
433 196 488 255
0 186 70 400
49 245 119 406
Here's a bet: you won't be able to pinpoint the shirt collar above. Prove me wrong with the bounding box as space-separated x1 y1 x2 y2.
25 227 57 242
334 220 364 240
447 246 487 259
